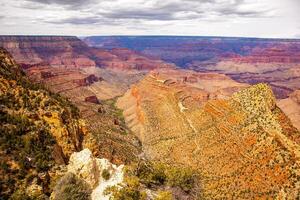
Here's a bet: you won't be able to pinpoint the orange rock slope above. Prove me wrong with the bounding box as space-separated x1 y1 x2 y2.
117 69 300 199
278 90 300 130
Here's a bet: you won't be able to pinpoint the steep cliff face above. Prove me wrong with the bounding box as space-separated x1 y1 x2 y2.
0 48 87 198
278 90 300 130
0 36 96 68
117 70 300 199
90 47 175 71
0 36 174 71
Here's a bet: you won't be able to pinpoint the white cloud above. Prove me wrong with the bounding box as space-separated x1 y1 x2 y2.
0 0 299 38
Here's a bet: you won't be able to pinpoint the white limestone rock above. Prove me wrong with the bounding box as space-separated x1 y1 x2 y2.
67 148 124 200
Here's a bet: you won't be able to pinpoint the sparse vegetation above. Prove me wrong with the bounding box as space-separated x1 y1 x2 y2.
165 165 195 192
0 49 85 198
126 161 197 193
51 172 92 200
103 97 126 127
105 160 199 200
104 177 147 200
155 191 173 200
102 168 111 180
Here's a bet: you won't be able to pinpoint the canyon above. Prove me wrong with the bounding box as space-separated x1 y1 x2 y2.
85 36 300 134
0 36 176 165
84 36 300 99
1 35 300 199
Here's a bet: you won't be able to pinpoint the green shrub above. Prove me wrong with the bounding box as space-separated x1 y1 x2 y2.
125 161 196 192
10 188 34 200
104 177 146 200
135 162 166 186
52 172 92 200
155 191 173 200
102 169 111 180
165 166 195 192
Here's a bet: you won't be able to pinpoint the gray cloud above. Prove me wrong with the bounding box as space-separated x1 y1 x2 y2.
44 16 122 26
217 7 270 18
24 0 94 8
48 16 102 25
3 0 297 38
18 0 273 25
100 9 176 21
98 0 271 22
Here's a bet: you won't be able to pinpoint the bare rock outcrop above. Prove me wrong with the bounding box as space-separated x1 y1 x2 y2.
51 149 124 200
85 96 100 104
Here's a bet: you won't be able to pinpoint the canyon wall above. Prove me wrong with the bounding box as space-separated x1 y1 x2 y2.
0 36 176 165
0 36 96 68
84 36 300 99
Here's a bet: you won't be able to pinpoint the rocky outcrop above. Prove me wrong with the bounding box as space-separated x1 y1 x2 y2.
51 149 124 200
85 95 100 104
73 74 102 87
40 71 55 79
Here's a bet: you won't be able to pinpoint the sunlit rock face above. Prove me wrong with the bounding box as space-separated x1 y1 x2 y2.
278 90 300 131
118 68 300 199
63 149 124 200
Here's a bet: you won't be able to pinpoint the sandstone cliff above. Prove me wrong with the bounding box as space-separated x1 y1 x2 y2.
0 36 96 68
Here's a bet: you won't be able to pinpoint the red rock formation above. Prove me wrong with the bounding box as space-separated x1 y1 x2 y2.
40 71 54 79
84 95 100 104
73 74 101 86
84 36 300 66
89 47 175 71
229 43 300 64
0 36 96 68
84 36 300 99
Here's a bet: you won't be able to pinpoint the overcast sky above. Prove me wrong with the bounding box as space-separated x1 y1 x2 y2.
1 0 300 38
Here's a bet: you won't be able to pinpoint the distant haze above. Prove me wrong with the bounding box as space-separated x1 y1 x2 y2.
0 0 300 38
